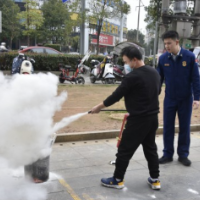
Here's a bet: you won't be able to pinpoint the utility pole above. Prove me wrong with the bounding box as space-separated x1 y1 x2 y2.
136 0 144 42
119 0 124 42
80 0 85 55
0 11 2 34
80 0 89 55
153 22 159 68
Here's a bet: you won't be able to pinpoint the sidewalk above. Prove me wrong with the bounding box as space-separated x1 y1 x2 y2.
47 132 200 200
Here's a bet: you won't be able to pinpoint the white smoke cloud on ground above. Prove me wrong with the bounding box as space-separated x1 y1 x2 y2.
0 175 47 200
0 72 87 200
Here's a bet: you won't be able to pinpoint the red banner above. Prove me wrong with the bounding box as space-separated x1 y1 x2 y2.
92 33 113 46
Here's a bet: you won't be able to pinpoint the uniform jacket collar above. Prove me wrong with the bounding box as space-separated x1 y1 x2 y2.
167 47 183 59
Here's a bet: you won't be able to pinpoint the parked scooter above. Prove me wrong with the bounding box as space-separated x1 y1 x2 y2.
90 56 115 84
12 53 35 75
0 42 8 53
59 50 91 84
79 60 90 75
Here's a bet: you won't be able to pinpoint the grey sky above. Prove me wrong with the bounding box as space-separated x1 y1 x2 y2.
125 0 150 34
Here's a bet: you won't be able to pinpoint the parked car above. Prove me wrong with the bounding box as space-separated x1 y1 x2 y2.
19 46 28 50
67 52 80 55
19 46 63 55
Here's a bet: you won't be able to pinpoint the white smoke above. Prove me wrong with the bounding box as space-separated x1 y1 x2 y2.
53 112 87 133
0 175 47 200
0 72 67 167
0 72 87 200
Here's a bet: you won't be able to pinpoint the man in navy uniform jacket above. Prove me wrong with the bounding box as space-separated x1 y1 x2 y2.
157 30 200 166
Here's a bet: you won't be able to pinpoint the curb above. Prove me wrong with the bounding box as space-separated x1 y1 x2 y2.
55 124 200 143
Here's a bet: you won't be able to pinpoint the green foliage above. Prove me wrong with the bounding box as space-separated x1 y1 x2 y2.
17 0 44 45
0 53 156 72
0 52 17 70
70 36 80 52
44 44 61 51
40 0 71 45
144 0 162 31
144 56 153 66
0 53 105 72
0 0 21 47
127 29 145 46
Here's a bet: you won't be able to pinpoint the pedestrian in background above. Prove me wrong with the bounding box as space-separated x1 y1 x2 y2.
90 46 161 190
157 30 200 166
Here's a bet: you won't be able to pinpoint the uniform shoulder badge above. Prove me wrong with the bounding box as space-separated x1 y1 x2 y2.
182 61 187 67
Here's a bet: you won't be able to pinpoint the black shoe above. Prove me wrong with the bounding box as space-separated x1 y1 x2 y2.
178 157 191 166
159 156 173 164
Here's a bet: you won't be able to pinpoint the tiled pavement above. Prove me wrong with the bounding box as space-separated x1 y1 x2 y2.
45 132 200 200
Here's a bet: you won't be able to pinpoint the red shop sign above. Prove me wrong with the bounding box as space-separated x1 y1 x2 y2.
92 33 113 45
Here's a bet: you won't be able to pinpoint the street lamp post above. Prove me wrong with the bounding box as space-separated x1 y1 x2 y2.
119 0 124 43
153 21 159 68
136 0 141 42
80 0 85 55
0 11 2 34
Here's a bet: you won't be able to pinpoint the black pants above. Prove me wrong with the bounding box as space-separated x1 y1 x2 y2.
114 114 160 180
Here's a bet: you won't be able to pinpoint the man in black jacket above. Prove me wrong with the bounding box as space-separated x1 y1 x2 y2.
90 46 161 190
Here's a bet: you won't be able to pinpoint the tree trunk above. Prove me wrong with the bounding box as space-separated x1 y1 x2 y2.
27 35 30 46
10 38 13 50
97 31 100 55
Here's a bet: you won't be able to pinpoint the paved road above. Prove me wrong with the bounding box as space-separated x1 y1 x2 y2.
59 74 121 85
49 132 200 200
1 133 200 200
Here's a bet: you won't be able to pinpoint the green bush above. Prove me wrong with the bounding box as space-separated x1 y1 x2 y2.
145 57 153 66
0 52 105 72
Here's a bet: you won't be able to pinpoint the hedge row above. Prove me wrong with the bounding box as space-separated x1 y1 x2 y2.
0 52 105 72
0 52 153 72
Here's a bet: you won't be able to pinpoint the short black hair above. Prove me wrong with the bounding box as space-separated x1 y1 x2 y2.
162 30 179 41
120 46 142 60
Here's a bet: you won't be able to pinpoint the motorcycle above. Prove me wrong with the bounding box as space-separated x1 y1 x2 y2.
113 63 135 81
113 64 125 81
12 53 35 75
90 56 115 84
59 50 91 84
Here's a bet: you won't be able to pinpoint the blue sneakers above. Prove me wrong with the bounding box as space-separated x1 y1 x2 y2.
101 177 124 189
147 177 161 190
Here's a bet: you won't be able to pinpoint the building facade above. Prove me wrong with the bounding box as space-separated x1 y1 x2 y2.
88 11 128 54
13 0 46 8
13 0 26 11
13 0 128 54
68 0 128 54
